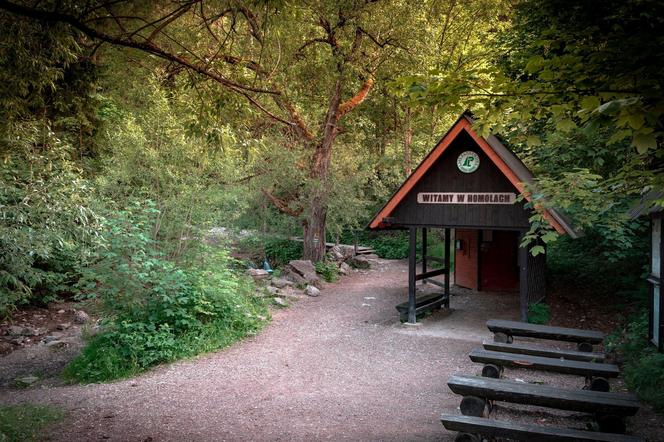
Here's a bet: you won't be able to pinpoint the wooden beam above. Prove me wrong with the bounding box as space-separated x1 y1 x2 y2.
416 268 447 281
486 319 605 344
482 341 606 362
519 232 528 321
440 415 643 442
448 375 639 416
422 227 428 284
445 228 451 298
408 227 417 324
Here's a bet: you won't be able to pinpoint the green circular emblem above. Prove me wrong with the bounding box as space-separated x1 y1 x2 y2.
457 151 480 173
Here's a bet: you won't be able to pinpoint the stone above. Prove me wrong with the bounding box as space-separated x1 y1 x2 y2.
265 286 280 296
45 340 69 349
42 333 64 344
7 325 40 336
351 255 371 269
247 268 270 280
74 310 91 324
56 322 71 330
305 285 320 297
272 297 288 307
283 260 322 288
339 262 351 275
363 253 380 260
329 245 345 261
270 277 294 289
15 375 39 386
57 309 65 314
280 286 304 300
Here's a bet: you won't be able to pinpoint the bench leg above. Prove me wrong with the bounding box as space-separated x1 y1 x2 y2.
460 395 491 417
584 376 610 392
481 364 503 379
493 332 513 344
596 414 626 434
577 341 594 352
454 433 481 442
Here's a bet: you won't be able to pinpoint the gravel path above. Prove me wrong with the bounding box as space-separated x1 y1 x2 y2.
0 259 523 441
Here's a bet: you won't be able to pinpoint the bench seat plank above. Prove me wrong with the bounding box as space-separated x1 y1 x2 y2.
487 319 604 344
448 375 639 416
469 349 620 378
396 293 449 320
483 341 606 362
441 415 642 442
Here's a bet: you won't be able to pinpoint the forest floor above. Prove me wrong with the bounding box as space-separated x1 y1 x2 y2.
0 259 663 441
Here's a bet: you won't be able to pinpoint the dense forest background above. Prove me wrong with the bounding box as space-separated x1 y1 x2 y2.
0 0 662 407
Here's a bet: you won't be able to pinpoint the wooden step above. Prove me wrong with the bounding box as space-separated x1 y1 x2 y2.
448 375 639 416
395 293 449 320
483 341 606 362
487 319 604 344
440 415 642 442
469 349 620 378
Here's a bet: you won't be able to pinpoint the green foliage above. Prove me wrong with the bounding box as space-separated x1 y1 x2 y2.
527 303 550 325
264 238 303 268
339 231 411 260
0 122 102 315
315 260 339 283
0 404 64 442
64 202 268 383
606 313 664 413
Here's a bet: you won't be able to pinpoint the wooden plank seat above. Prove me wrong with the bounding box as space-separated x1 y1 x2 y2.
469 349 620 378
441 415 643 442
487 319 604 347
483 341 606 363
448 375 639 416
395 292 449 321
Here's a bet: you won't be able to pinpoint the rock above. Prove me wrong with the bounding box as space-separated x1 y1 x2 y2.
305 285 321 297
15 375 39 387
279 286 304 300
272 297 288 307
45 340 69 349
329 245 345 261
57 309 65 314
0 341 13 354
265 286 280 296
363 253 380 259
7 325 40 336
74 310 91 324
338 262 351 275
283 260 322 288
56 322 71 330
270 277 294 289
42 333 64 344
351 255 371 269
247 268 270 280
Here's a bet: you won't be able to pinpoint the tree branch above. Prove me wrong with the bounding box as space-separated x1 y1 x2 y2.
336 75 375 120
261 189 301 217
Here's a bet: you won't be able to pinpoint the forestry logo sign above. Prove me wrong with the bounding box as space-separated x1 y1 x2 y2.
417 192 516 204
457 151 480 173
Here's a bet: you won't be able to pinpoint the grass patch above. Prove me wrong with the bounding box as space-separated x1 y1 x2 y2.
527 303 551 324
0 404 64 442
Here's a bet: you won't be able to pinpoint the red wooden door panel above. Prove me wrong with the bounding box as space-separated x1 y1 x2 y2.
480 230 519 292
455 229 478 290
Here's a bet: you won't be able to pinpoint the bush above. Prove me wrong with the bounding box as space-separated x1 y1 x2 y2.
315 260 339 283
527 303 551 324
264 237 303 267
64 202 268 382
606 312 664 413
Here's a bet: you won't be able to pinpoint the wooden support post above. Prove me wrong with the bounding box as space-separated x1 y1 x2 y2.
421 227 428 284
354 230 358 256
518 232 528 322
408 227 417 324
444 228 451 298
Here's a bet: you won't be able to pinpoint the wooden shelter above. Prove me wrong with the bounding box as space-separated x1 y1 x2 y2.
368 113 579 323
629 192 663 352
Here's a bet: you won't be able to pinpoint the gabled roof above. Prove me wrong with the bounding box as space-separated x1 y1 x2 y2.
368 113 580 238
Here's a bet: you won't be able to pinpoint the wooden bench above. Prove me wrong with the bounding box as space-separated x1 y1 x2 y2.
441 415 643 442
395 292 449 321
483 340 606 363
487 319 604 351
469 349 620 378
448 375 639 416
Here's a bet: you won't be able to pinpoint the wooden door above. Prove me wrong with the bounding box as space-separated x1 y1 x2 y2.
455 229 478 290
479 230 519 292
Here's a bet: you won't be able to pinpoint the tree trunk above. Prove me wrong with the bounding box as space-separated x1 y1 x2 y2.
301 78 343 262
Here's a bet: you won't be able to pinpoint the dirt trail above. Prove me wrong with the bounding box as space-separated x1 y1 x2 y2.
1 259 659 441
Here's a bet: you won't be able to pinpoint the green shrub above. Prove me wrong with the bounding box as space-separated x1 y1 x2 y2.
264 237 303 267
0 404 64 442
527 303 551 325
606 312 664 413
64 202 268 383
315 260 339 282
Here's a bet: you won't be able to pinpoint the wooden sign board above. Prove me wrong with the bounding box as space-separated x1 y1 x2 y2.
417 192 516 205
